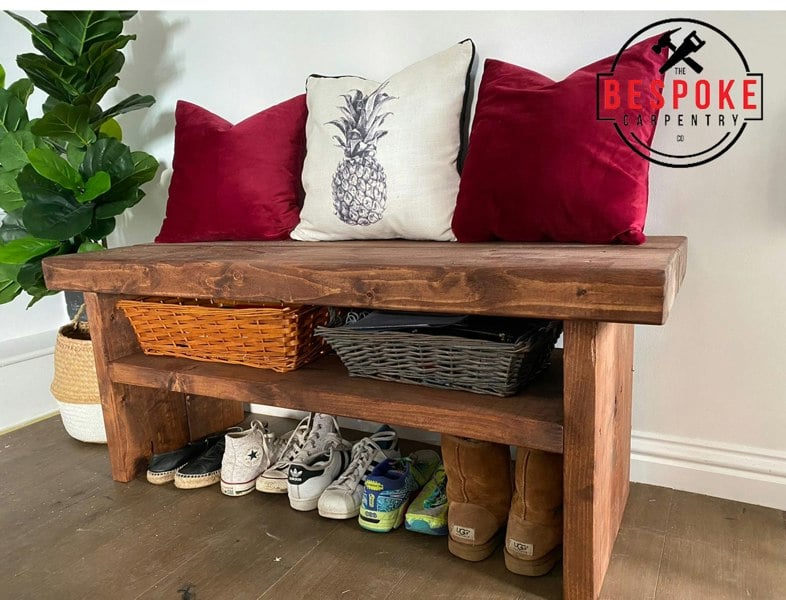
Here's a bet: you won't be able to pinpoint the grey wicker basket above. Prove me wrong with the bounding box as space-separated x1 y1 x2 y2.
315 319 562 397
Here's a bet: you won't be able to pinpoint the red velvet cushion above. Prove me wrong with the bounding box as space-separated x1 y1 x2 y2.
452 38 662 244
156 96 307 242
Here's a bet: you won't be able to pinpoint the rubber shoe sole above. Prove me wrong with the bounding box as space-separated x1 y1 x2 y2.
358 503 407 533
318 505 359 520
405 517 448 536
256 475 288 494
221 479 257 496
288 495 320 512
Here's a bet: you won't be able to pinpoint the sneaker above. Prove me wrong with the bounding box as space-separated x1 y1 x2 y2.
287 447 352 511
358 449 441 533
174 433 237 489
405 463 448 535
256 413 347 494
146 432 224 485
318 425 400 520
220 421 277 496
256 416 311 494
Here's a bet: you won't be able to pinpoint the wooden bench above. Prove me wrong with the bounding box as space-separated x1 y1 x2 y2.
42 237 687 600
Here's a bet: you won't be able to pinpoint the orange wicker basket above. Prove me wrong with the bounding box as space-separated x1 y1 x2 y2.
117 297 330 372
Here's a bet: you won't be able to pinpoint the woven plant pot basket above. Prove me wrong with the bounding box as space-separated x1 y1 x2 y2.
50 319 107 444
117 297 330 372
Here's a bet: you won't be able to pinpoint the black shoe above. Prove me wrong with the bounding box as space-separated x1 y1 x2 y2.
146 433 224 485
174 436 229 489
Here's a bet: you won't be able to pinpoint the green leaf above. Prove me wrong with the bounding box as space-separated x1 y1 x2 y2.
0 211 28 242
97 150 157 203
78 35 134 94
31 102 96 147
17 260 44 288
17 165 93 240
74 77 118 108
76 171 110 203
28 147 84 191
42 11 123 57
83 216 115 240
118 11 137 21
95 187 140 219
66 144 86 169
0 262 21 281
98 94 155 124
7 78 34 106
0 236 59 264
0 89 29 133
0 171 24 212
99 117 122 140
0 131 39 170
0 63 5 88
80 137 132 180
77 241 104 253
25 283 56 307
0 280 22 304
16 54 81 103
5 12 77 66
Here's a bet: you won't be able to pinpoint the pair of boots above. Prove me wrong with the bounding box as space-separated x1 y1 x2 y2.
442 435 563 576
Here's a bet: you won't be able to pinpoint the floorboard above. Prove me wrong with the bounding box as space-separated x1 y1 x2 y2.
1 416 784 600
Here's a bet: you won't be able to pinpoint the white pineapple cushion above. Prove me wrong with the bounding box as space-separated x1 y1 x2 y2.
291 40 475 241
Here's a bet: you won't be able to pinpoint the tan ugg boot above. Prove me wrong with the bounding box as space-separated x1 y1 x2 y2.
442 434 512 561
504 448 563 576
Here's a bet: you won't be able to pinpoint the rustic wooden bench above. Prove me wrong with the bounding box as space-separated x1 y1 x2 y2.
43 237 687 600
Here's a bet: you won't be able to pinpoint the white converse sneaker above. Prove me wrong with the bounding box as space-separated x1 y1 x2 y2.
256 413 348 494
220 420 277 496
287 447 353 511
318 425 400 519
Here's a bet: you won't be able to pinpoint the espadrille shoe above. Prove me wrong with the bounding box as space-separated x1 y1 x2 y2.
174 432 238 489
146 432 224 485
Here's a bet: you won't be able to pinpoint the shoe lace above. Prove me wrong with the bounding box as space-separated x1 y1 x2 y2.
270 415 311 469
297 414 343 457
332 438 384 490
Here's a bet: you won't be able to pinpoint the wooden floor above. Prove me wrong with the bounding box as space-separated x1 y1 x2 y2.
2 416 784 600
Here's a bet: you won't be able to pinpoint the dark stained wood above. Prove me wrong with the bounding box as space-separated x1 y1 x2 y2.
108 351 565 454
562 321 634 600
186 394 244 440
84 294 243 482
43 237 687 325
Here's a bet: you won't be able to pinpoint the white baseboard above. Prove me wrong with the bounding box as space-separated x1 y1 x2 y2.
631 431 786 510
0 330 59 432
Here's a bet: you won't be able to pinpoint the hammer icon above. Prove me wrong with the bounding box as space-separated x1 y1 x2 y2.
652 28 704 74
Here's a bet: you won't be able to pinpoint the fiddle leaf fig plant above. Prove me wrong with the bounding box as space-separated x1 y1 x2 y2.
0 10 158 307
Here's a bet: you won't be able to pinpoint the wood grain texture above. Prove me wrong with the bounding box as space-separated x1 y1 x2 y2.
43 237 687 324
562 321 634 600
84 294 242 482
108 351 565 453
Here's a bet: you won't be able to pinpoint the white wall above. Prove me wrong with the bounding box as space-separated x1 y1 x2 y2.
1 11 784 508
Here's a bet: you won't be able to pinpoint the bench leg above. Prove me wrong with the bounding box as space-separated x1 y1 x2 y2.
85 293 243 482
562 321 634 600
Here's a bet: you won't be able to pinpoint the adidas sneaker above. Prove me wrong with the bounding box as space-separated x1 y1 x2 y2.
318 425 400 519
358 449 441 533
257 413 347 494
287 447 352 511
220 420 277 497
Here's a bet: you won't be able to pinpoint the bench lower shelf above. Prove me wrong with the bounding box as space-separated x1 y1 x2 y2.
109 350 565 453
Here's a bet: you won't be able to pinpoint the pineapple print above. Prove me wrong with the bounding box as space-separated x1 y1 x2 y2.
328 82 395 226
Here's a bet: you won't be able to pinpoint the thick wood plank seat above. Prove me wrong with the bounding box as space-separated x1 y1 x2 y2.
43 238 687 325
42 236 687 600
